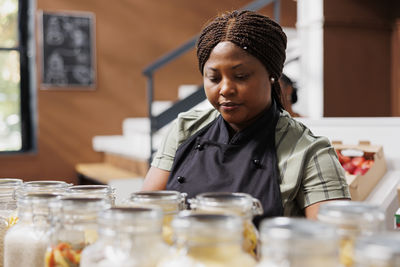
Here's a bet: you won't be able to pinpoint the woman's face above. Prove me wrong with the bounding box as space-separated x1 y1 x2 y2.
203 41 272 132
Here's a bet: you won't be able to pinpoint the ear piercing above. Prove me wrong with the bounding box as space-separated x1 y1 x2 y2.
270 77 275 83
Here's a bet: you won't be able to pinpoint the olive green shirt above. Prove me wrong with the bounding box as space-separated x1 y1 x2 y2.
152 108 351 216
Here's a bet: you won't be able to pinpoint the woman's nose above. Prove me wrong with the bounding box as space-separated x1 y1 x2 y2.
219 78 236 96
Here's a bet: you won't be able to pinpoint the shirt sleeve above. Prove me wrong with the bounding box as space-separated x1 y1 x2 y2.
151 119 180 171
296 137 351 209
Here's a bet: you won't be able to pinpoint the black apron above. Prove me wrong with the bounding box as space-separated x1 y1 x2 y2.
166 101 283 221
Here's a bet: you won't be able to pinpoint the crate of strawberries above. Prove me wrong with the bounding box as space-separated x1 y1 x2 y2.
333 141 387 201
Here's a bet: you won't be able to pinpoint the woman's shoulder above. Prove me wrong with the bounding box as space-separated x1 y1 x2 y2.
175 107 219 144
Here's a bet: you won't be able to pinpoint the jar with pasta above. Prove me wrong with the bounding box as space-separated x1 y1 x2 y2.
126 191 187 245
353 232 400 267
188 192 263 259
4 193 61 267
317 201 385 267
256 217 340 267
45 197 111 267
81 206 168 267
157 211 256 267
67 185 116 206
0 178 23 267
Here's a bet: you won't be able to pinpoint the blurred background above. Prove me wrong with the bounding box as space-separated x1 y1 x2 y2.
0 0 399 184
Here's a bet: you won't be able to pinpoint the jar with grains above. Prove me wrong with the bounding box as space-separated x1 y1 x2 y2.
17 180 71 196
157 211 256 267
188 192 263 259
81 206 168 267
0 178 23 267
353 232 400 267
256 217 340 267
66 185 116 206
317 201 385 267
45 197 111 267
126 191 187 245
4 193 61 267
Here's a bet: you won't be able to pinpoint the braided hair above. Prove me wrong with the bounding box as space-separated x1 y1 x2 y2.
196 10 287 111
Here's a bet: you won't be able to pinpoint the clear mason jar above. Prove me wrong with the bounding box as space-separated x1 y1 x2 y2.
256 217 340 267
0 178 23 267
126 190 187 245
317 201 385 267
45 197 111 267
4 193 61 267
157 211 256 267
66 185 116 206
354 232 400 267
188 192 263 258
17 180 71 197
81 206 168 267
353 232 400 267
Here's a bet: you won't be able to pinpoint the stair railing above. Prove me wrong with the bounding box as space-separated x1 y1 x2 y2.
143 0 281 160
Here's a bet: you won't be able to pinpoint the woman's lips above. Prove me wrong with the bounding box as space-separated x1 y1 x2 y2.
220 102 240 111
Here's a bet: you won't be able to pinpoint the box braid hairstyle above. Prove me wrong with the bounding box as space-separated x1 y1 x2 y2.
196 10 287 111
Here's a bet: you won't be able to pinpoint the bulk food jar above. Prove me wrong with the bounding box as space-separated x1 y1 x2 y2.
81 207 168 267
4 193 61 267
45 197 111 267
67 185 116 206
17 180 71 196
127 191 187 244
317 201 385 267
0 178 23 267
353 233 400 267
256 217 340 267
188 192 263 258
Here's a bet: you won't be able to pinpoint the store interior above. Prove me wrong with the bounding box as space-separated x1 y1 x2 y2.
1 0 400 265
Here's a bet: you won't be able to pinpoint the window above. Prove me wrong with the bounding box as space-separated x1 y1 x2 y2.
0 0 34 152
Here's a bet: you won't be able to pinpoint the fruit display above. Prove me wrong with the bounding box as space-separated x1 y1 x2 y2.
335 149 374 176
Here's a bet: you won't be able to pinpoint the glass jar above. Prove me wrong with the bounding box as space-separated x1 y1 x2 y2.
353 232 400 267
67 185 116 206
256 217 340 267
0 178 23 267
126 190 187 245
4 193 61 267
317 201 385 267
81 206 168 267
188 192 263 258
45 197 111 267
17 180 71 196
157 211 256 267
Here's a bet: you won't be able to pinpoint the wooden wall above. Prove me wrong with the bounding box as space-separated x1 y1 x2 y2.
323 0 399 117
0 0 296 183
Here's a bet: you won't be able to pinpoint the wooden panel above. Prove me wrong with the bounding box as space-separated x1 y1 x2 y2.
323 0 392 117
0 0 297 183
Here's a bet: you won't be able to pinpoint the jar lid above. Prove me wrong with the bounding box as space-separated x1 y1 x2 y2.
354 233 400 264
189 192 263 216
260 217 339 256
317 201 385 227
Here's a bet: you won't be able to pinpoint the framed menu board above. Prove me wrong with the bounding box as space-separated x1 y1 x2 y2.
39 11 96 89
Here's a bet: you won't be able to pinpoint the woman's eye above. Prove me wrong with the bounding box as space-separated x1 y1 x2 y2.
235 74 249 80
207 76 219 83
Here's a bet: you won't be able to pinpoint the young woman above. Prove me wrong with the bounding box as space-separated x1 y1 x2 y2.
142 10 350 220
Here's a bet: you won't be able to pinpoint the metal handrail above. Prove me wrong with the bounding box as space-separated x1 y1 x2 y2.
143 0 280 160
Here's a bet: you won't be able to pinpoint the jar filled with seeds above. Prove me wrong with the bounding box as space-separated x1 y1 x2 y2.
256 217 340 267
126 190 187 244
317 201 385 267
157 211 256 267
4 193 61 267
81 206 168 267
188 192 263 258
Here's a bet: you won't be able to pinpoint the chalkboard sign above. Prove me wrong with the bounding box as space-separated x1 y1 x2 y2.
40 11 96 88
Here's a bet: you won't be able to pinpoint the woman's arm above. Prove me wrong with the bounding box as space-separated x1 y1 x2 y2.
141 167 170 191
305 198 350 220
